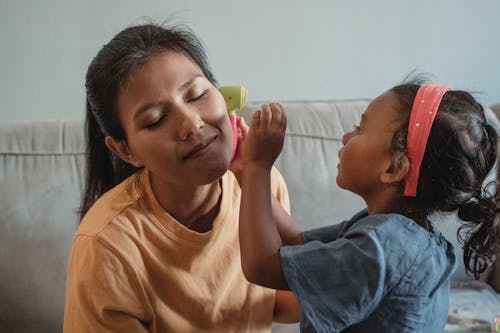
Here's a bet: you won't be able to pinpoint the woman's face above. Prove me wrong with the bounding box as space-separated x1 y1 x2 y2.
115 51 232 186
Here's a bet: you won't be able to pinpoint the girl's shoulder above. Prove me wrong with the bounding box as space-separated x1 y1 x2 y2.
347 212 452 256
351 212 425 236
348 212 457 288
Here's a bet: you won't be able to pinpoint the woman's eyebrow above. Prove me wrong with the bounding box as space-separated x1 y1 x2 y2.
133 101 163 120
133 75 204 119
178 74 203 92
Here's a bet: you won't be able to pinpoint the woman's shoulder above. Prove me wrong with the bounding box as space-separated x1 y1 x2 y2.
77 173 144 238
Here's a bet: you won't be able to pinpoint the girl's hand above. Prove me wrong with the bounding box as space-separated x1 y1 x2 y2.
244 103 287 170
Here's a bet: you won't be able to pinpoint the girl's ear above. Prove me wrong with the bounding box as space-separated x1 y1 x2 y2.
381 154 409 185
104 136 143 168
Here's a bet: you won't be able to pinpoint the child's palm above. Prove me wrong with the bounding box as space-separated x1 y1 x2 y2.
245 103 287 170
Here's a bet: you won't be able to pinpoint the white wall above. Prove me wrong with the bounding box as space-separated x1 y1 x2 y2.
1 0 499 121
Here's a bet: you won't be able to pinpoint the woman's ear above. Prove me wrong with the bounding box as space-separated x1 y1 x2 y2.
104 136 143 168
381 154 409 185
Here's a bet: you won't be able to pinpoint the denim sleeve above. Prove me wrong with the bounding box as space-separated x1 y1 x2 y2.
280 229 388 333
302 221 349 244
303 209 368 244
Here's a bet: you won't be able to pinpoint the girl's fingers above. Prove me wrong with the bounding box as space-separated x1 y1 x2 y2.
238 115 248 131
238 116 248 142
251 103 287 133
251 110 261 129
269 103 282 127
278 103 287 132
260 104 272 128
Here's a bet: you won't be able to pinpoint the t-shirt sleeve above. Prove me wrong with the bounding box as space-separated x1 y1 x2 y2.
63 235 150 333
280 226 389 332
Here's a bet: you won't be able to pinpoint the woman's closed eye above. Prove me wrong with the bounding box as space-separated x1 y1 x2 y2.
187 90 208 103
353 125 360 131
145 115 166 129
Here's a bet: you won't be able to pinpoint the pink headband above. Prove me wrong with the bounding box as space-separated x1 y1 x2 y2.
404 84 451 197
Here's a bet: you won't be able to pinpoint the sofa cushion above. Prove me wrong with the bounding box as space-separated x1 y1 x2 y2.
0 120 84 332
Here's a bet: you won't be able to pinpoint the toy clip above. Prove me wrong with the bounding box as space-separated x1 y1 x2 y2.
219 86 248 160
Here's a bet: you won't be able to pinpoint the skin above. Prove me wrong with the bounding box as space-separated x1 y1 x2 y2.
104 51 300 322
107 52 232 231
336 91 409 214
239 92 409 290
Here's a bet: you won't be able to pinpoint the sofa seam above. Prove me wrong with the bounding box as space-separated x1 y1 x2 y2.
285 133 342 141
0 152 86 156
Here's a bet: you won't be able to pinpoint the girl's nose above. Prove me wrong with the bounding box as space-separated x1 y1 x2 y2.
342 131 353 145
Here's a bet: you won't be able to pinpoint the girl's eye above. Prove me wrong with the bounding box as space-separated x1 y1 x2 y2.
353 125 360 131
188 90 208 103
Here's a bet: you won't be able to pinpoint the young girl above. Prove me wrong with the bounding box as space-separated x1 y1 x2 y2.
63 24 300 332
238 84 500 332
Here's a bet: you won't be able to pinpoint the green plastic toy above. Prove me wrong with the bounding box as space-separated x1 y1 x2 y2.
219 86 248 160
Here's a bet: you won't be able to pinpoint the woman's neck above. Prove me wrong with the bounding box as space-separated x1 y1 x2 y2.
149 174 223 233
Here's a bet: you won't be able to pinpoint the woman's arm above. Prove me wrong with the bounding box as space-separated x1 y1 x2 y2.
273 290 301 323
64 237 150 333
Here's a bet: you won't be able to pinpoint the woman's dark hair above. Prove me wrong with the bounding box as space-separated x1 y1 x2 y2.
80 23 217 221
389 80 500 278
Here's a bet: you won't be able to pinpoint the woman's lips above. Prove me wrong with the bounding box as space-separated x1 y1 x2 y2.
183 135 217 160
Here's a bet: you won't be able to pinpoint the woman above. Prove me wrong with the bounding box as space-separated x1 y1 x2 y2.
63 23 299 332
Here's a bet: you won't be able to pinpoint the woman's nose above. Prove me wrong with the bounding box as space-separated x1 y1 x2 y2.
177 107 205 141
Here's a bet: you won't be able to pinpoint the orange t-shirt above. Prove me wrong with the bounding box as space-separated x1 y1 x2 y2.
64 168 290 333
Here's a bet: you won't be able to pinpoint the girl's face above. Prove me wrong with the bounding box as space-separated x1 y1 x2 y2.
337 91 402 201
114 51 233 186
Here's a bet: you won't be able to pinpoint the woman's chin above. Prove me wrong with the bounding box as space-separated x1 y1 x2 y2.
197 157 231 185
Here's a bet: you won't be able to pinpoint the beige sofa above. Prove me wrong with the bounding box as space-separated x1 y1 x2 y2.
1 99 499 332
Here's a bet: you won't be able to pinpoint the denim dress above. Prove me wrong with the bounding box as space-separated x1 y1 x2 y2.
280 210 457 333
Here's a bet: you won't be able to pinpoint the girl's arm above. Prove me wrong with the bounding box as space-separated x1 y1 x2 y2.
231 115 303 247
239 103 301 290
231 112 302 321
272 193 304 246
240 165 288 289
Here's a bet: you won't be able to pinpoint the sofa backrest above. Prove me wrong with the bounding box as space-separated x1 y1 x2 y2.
0 120 85 332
